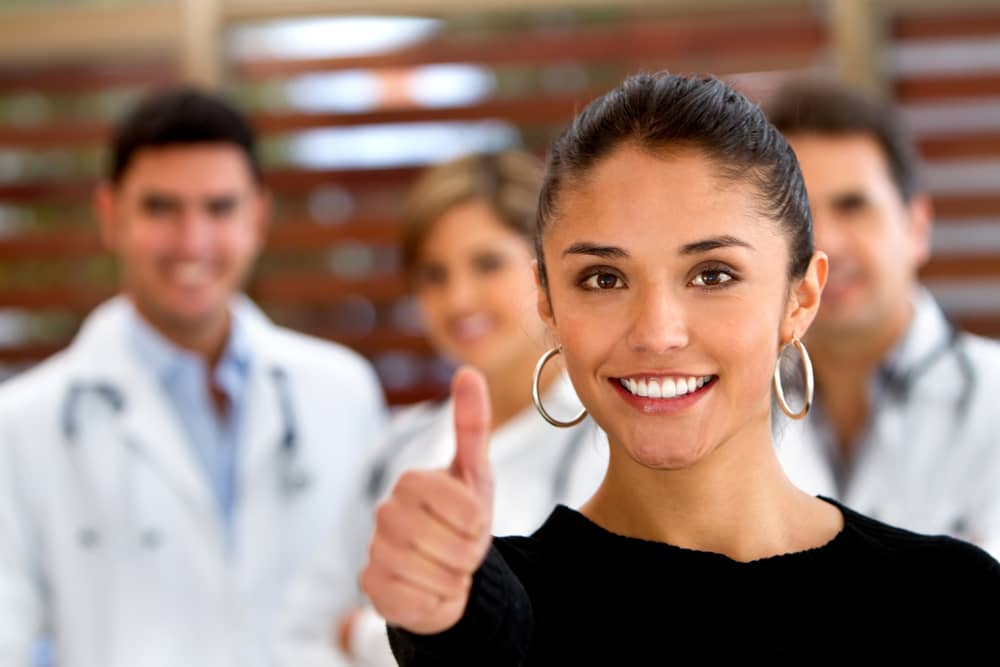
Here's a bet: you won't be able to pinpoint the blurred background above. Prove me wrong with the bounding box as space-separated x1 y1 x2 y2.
0 0 998 405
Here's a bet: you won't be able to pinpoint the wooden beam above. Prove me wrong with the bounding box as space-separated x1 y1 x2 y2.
179 0 224 88
829 0 887 96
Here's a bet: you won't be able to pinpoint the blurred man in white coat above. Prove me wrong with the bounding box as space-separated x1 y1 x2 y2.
767 79 1000 558
0 87 386 667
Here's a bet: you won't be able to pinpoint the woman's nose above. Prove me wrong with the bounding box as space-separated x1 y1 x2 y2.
625 290 689 354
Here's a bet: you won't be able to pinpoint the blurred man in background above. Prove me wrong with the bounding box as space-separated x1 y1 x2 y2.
0 87 385 667
767 79 1000 557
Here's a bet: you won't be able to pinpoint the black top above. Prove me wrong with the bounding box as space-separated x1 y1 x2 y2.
389 498 1000 664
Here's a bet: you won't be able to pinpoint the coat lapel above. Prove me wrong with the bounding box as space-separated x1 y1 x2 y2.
72 298 216 516
237 359 285 494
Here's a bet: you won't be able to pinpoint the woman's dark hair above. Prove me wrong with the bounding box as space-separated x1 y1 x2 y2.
536 72 812 289
401 150 543 276
109 86 261 184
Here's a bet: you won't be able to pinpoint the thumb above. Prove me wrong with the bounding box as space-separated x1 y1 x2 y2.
448 365 493 498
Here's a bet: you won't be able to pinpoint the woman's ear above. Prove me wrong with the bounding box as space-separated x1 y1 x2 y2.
533 260 557 333
780 250 828 344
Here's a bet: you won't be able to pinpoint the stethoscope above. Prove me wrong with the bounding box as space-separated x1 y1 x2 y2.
364 401 592 507
60 364 310 551
877 320 975 420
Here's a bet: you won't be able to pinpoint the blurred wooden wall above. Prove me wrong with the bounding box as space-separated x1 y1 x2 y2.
0 0 997 404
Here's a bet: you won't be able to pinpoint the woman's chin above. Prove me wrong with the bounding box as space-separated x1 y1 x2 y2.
624 442 707 471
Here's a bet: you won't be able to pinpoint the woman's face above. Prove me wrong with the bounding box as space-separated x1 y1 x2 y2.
538 145 824 470
414 199 544 375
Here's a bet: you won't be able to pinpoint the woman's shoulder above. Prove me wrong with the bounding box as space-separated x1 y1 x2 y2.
833 498 1000 576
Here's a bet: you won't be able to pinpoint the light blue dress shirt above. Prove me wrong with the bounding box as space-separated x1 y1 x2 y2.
125 301 252 544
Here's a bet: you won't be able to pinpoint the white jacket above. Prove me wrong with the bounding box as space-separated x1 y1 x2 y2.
274 375 608 667
0 297 386 667
778 289 1000 559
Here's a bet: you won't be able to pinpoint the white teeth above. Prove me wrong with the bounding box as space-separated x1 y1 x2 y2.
661 377 677 398
618 375 713 398
648 379 661 398
174 262 210 286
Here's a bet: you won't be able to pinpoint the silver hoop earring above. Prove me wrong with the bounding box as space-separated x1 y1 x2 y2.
532 346 587 428
772 337 814 420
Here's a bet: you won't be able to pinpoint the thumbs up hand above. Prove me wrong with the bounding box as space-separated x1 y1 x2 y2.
360 366 495 634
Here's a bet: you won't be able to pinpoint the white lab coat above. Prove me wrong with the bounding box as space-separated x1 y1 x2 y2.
0 296 386 667
777 289 1000 559
274 375 608 667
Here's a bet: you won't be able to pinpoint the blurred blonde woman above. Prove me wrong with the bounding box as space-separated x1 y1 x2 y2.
274 150 607 667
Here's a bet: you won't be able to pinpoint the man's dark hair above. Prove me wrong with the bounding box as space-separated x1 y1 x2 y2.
765 78 920 202
108 86 261 184
537 71 813 290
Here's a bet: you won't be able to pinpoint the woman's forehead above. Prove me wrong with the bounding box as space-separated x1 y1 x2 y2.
548 147 778 252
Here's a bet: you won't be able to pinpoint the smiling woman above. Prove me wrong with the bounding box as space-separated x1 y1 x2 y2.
361 72 1000 661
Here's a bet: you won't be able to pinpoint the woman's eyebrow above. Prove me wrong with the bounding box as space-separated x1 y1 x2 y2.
679 235 754 255
561 242 629 259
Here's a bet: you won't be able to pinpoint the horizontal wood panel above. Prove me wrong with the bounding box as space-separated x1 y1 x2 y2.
0 179 95 203
893 12 1000 40
253 93 594 135
385 383 448 406
953 314 1000 339
933 194 1000 219
0 272 407 311
0 61 173 94
919 255 1000 279
0 121 107 150
0 341 66 364
262 166 422 193
36 159 1000 211
0 219 401 260
7 257 997 309
250 271 406 305
0 325 433 364
0 166 421 202
0 92 591 150
918 132 1000 160
0 228 102 260
896 74 1000 102
237 12 825 80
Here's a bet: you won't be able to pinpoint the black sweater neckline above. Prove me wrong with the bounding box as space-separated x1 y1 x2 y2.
533 496 858 568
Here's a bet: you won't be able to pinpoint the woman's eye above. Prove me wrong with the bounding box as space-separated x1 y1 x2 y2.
473 254 504 274
691 269 733 287
583 272 624 290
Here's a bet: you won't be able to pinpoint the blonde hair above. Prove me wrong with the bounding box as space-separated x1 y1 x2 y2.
401 150 543 276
